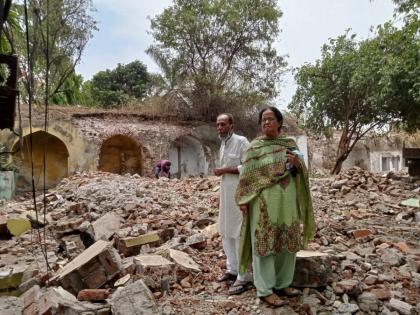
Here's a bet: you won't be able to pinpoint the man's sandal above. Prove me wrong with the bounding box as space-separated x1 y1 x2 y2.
228 280 253 295
261 294 287 307
216 272 236 282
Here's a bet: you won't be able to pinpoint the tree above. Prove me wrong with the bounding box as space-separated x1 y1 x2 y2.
90 60 150 108
149 0 285 120
12 0 97 103
289 26 419 174
145 46 184 93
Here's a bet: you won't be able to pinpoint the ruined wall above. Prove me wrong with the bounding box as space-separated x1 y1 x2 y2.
1 121 95 190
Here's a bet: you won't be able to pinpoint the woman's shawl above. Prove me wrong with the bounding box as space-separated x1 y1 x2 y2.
235 136 314 274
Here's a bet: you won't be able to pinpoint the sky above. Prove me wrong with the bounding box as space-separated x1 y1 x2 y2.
76 0 396 109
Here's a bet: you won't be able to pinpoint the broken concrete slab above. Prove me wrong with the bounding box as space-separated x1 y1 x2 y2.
292 250 332 288
38 286 109 315
0 296 24 315
167 249 200 280
134 255 175 290
50 240 121 294
92 212 120 241
110 279 158 315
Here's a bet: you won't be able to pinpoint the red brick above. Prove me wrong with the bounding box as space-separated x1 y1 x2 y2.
352 229 372 239
77 289 110 301
83 267 107 289
393 242 411 253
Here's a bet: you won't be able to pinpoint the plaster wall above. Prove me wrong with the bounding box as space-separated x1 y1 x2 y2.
169 136 208 178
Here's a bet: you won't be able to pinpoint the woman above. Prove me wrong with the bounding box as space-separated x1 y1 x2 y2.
235 107 314 306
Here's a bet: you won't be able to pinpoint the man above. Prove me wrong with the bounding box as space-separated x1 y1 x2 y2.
215 113 252 295
154 160 171 178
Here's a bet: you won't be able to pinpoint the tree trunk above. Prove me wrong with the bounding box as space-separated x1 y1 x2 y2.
331 127 351 175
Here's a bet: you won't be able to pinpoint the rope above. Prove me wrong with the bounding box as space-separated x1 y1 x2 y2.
23 0 51 272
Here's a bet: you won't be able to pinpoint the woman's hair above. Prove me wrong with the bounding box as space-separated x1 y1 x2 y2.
258 106 283 130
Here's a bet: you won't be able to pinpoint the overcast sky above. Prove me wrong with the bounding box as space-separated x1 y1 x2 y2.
76 0 396 109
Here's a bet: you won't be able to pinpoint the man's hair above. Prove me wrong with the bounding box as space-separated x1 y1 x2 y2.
217 113 234 125
258 106 283 130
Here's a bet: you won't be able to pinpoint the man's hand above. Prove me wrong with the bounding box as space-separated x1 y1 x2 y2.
239 204 248 214
214 168 225 176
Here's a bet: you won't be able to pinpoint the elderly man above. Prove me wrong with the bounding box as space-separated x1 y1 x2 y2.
215 113 252 295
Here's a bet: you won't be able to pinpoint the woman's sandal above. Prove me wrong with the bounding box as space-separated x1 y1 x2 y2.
281 287 301 296
261 294 287 307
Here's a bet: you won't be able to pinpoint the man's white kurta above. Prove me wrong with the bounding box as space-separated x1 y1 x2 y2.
219 133 249 239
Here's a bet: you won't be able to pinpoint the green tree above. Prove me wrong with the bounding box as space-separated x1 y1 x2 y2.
289 26 419 174
149 0 285 120
90 60 150 108
12 0 97 103
145 46 184 94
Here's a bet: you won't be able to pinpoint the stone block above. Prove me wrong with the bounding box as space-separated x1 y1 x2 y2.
388 298 414 315
168 249 200 280
110 279 158 315
134 255 175 290
185 233 207 250
0 265 26 296
116 233 160 257
292 250 332 288
92 213 120 241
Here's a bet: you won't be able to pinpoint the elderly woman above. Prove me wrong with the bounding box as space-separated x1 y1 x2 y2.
235 107 314 306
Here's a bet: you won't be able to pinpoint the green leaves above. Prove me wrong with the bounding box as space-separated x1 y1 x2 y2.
89 60 151 108
148 0 285 120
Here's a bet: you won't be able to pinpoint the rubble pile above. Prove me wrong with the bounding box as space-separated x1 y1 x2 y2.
0 167 418 314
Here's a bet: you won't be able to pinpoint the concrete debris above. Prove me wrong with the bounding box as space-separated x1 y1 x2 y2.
50 240 122 294
0 167 418 314
110 279 158 315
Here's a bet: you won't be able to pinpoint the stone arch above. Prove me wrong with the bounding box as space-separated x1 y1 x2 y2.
12 131 69 190
98 135 143 175
169 135 208 178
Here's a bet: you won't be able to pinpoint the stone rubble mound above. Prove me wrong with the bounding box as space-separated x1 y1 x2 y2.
0 167 418 314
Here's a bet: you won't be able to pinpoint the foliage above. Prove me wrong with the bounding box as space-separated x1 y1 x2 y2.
89 60 151 108
50 71 83 105
149 0 286 121
11 0 97 103
145 46 184 94
289 22 419 173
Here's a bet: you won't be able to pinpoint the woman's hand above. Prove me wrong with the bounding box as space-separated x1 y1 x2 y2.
239 204 248 214
286 150 300 168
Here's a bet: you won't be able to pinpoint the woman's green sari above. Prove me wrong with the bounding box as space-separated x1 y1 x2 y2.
235 136 314 295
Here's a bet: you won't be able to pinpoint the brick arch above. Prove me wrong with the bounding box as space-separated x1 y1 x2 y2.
12 130 69 190
98 134 143 175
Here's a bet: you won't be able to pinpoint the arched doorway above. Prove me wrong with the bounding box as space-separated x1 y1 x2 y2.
169 136 207 178
98 135 143 175
12 131 69 190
